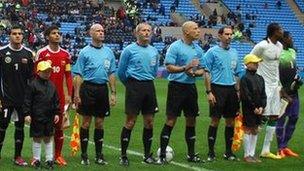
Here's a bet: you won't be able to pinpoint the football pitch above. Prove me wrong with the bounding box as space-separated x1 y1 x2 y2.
1 78 303 171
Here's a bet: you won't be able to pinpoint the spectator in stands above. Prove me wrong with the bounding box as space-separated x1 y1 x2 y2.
245 27 252 40
117 6 126 20
220 14 227 25
73 23 116 166
276 31 302 158
250 23 283 160
203 26 242 162
153 25 162 36
170 3 176 12
276 0 282 9
264 2 268 9
159 3 165 15
157 21 205 164
117 22 159 166
174 0 179 7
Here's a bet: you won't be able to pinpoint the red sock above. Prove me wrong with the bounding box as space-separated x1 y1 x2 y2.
54 129 64 158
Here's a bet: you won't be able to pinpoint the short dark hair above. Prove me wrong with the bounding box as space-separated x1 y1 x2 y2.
44 25 59 38
282 31 294 49
266 22 281 38
8 25 23 35
218 26 233 35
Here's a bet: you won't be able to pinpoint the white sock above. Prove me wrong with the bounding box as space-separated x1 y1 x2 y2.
33 141 41 161
262 126 275 154
243 133 250 157
45 141 53 161
250 134 258 156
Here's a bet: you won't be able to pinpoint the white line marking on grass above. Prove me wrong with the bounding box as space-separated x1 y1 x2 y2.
20 124 209 171
64 134 208 171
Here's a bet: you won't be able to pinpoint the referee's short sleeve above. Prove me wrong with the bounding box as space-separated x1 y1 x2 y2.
202 49 213 72
164 44 177 65
72 50 85 76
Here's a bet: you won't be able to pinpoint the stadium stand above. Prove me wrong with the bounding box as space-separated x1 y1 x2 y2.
0 0 303 71
222 0 304 68
294 0 304 12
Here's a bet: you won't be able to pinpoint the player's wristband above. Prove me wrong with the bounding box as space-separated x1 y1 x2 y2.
206 90 212 94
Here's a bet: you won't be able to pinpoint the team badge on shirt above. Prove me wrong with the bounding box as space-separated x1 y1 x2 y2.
61 60 66 66
5 56 11 63
21 58 28 64
45 53 51 57
5 51 11 55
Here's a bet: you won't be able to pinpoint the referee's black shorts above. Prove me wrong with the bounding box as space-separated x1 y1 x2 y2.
77 81 110 118
125 78 158 115
166 81 199 117
209 84 239 119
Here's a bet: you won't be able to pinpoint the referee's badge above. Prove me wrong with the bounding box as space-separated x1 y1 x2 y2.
104 59 110 70
231 60 237 69
5 56 12 63
150 57 157 66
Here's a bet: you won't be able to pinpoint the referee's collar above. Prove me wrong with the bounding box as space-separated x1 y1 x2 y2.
136 41 149 47
90 44 103 49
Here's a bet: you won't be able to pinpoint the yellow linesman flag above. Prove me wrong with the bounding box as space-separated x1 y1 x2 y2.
232 113 244 152
70 113 80 156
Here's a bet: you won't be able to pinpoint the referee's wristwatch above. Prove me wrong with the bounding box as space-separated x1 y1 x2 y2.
205 90 212 94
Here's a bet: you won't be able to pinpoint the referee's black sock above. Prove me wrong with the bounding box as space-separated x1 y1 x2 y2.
225 126 234 154
120 127 132 157
143 128 153 158
80 127 89 156
185 126 195 157
207 125 217 154
14 126 24 158
160 124 173 158
94 128 104 158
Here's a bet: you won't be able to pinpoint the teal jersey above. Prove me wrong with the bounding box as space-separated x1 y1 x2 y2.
73 45 116 84
202 45 242 85
117 43 159 85
164 39 204 84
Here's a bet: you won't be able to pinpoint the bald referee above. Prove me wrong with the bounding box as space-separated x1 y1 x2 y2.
156 21 205 164
73 24 117 165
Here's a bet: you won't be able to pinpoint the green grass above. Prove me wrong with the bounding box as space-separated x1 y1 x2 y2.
1 78 304 171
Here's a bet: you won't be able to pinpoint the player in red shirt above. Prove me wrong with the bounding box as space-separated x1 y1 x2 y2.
36 25 73 166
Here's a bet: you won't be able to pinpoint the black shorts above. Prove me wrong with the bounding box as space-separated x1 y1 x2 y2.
125 78 158 115
242 104 262 127
209 84 239 119
30 120 54 138
166 81 199 117
0 106 24 124
77 81 110 118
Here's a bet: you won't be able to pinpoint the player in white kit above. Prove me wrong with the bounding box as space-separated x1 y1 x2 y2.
250 23 283 159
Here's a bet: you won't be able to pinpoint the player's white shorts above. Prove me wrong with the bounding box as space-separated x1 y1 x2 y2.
263 85 281 116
